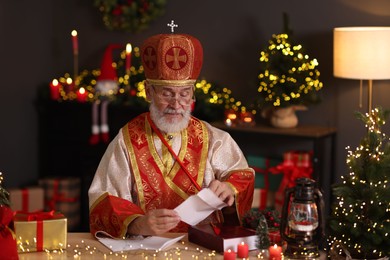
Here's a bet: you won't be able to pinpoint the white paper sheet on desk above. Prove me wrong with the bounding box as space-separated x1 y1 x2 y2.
174 188 228 226
95 231 185 252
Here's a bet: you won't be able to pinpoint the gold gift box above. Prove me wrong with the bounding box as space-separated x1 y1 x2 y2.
14 212 67 253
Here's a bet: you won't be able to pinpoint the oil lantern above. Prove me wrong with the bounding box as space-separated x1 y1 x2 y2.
280 178 324 259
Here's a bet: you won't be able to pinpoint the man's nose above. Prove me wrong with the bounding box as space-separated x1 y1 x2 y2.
169 98 182 108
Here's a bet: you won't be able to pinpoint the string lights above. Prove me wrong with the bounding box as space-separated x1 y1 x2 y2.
257 33 323 108
15 237 276 259
45 46 249 123
327 107 390 258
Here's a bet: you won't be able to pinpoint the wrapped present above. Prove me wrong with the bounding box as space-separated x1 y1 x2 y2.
0 205 19 259
9 186 44 212
269 151 313 212
39 177 80 231
247 156 283 210
14 211 67 253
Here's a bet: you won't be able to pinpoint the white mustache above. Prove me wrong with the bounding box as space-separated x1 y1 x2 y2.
164 108 185 114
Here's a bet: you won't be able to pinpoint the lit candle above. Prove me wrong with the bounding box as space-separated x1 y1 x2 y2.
71 30 78 55
225 118 232 127
125 43 132 73
49 79 60 100
237 242 249 258
225 109 237 126
65 77 73 93
77 87 87 103
224 249 236 260
269 244 282 260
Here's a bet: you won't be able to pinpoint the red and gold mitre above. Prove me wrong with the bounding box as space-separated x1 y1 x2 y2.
141 34 203 86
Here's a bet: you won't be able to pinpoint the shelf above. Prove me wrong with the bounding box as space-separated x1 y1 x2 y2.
211 122 337 139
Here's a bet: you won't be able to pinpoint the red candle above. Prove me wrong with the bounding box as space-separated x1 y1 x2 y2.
77 87 87 103
269 244 282 260
71 30 78 55
65 77 74 93
237 242 249 258
125 43 132 72
49 79 60 100
224 249 236 260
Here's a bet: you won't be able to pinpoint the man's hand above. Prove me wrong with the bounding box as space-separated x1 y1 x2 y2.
208 180 235 206
127 209 181 236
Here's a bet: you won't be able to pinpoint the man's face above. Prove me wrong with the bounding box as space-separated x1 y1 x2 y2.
147 84 194 133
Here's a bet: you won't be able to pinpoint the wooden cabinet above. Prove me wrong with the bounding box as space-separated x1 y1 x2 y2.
36 101 147 231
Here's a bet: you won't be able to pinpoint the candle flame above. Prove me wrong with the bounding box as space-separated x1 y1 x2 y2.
52 79 59 86
66 78 72 84
79 87 85 94
273 244 278 248
126 43 132 54
71 30 78 37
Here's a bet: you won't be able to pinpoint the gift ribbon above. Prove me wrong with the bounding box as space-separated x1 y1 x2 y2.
46 179 78 211
269 151 313 209
22 188 29 212
14 210 60 221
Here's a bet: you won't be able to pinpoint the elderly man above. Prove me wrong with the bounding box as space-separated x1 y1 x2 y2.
88 32 254 238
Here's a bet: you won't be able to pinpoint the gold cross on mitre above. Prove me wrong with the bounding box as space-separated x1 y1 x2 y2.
167 20 178 33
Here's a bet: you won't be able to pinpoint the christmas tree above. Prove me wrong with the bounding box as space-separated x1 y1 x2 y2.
242 209 281 250
328 107 390 259
256 13 323 109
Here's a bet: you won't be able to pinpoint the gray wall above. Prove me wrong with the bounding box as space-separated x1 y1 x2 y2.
1 0 390 188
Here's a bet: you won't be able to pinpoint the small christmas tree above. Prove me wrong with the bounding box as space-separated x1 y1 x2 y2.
242 209 281 250
328 107 390 259
256 13 323 109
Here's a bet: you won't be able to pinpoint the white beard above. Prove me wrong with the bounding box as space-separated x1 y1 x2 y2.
149 102 191 133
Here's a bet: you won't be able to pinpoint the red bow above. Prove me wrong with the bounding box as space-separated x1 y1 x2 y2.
14 210 63 221
46 179 78 211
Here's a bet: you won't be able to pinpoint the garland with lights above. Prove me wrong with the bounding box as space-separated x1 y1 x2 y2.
328 107 390 259
94 0 167 33
256 15 323 109
41 45 249 123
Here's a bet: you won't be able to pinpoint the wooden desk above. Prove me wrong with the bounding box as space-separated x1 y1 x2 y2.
17 232 259 259
17 233 328 259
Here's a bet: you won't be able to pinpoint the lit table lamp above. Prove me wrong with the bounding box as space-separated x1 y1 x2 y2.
333 27 390 113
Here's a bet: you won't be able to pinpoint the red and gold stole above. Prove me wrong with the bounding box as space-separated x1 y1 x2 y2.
122 113 209 215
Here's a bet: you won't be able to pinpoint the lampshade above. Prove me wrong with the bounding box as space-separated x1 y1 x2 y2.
334 27 390 80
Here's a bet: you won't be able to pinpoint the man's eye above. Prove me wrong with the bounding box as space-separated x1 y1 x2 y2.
180 91 190 97
161 91 173 97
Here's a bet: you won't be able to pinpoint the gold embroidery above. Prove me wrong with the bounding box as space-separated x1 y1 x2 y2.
124 114 208 211
122 120 146 211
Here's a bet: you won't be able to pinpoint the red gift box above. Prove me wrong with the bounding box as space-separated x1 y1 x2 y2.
269 151 313 212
